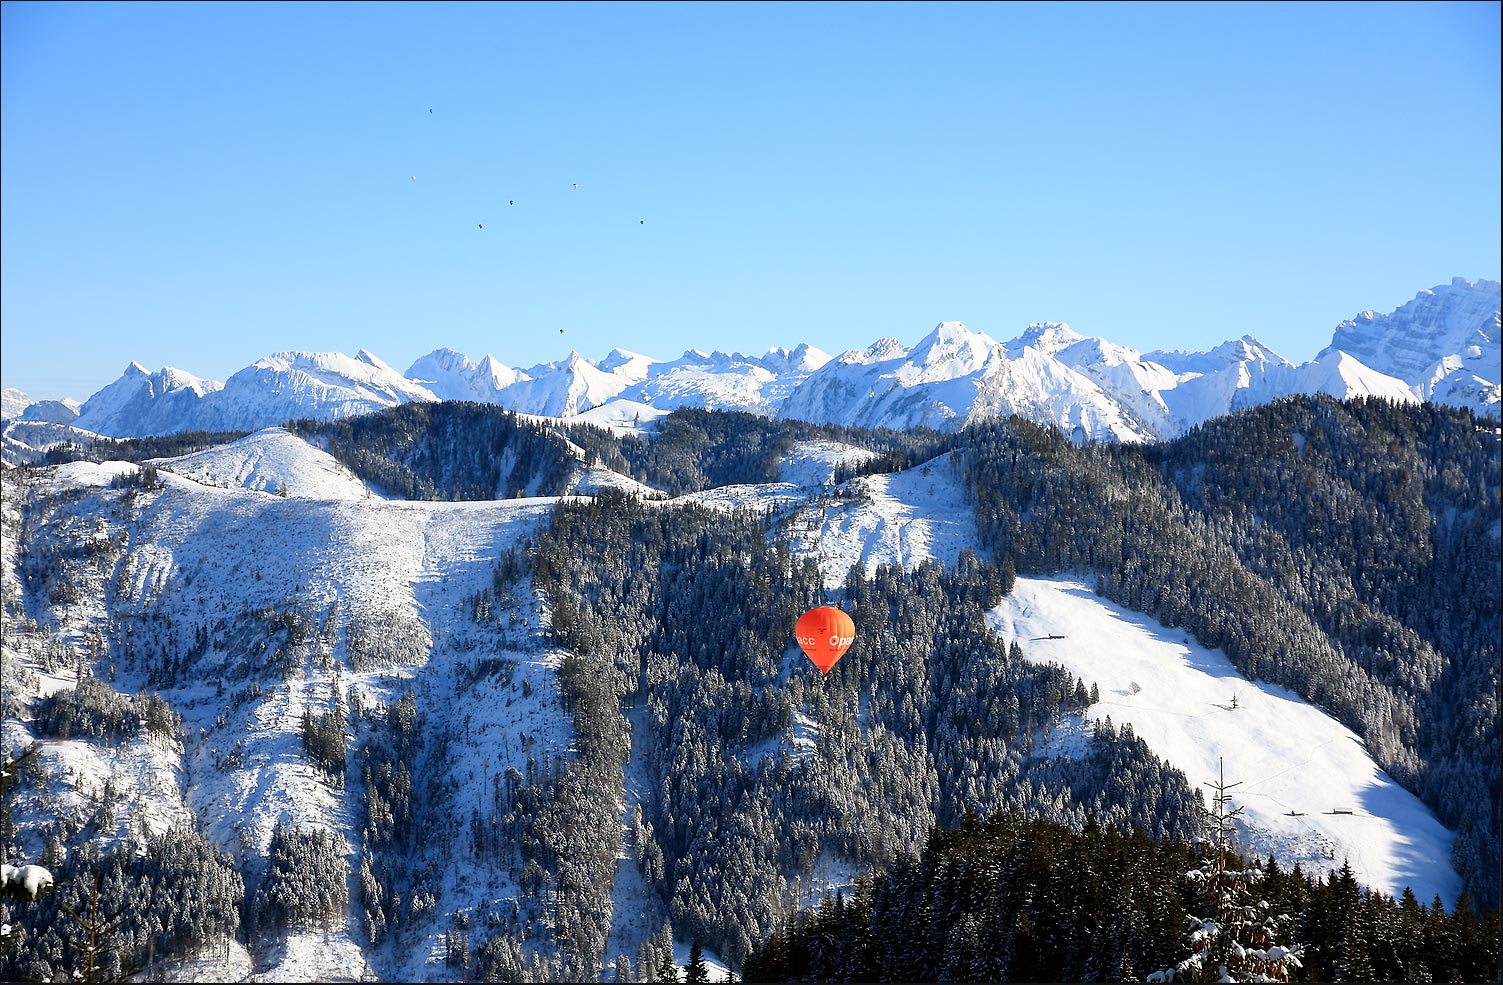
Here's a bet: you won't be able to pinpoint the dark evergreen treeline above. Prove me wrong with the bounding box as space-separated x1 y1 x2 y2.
959 395 1502 908
527 489 1202 971
289 401 599 500
291 402 956 502
615 407 956 494
33 675 180 744
741 810 1502 983
255 822 350 934
40 430 252 466
0 825 243 982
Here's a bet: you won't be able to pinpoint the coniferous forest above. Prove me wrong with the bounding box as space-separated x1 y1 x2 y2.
2 393 1498 982
741 809 1501 983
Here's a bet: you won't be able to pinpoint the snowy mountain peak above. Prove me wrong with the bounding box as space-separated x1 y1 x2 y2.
157 366 217 394
1008 321 1086 357
763 343 832 374
355 348 393 371
12 277 1495 445
1319 279 1500 414
907 322 1000 376
1146 335 1290 377
840 338 908 365
597 348 657 377
407 349 523 402
407 347 473 375
1 388 32 421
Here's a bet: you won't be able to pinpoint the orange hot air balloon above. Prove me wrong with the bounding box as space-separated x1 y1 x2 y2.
795 606 855 675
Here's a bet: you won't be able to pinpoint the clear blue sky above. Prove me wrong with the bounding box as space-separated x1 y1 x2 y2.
3 1 1499 402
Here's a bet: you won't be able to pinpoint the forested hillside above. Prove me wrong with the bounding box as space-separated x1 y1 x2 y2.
0 395 1496 982
741 810 1501 983
960 395 1501 908
527 491 1203 971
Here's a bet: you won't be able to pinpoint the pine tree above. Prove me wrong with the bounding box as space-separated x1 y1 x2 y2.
1148 759 1304 983
685 939 709 984
57 870 142 984
1 743 52 958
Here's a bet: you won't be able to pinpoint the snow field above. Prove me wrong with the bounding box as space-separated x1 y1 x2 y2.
989 577 1460 905
152 427 376 501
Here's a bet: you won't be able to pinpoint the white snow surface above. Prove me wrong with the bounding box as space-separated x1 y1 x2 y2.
1 421 102 466
781 452 982 589
152 427 376 500
572 398 669 435
989 577 1460 904
406 347 525 402
776 439 881 487
17 398 81 425
3 455 573 983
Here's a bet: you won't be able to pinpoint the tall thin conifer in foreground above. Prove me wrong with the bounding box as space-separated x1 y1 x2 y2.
1149 759 1304 983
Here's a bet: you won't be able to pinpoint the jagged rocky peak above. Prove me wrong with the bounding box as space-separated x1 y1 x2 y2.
1323 277 1501 382
1008 321 1086 356
763 342 832 373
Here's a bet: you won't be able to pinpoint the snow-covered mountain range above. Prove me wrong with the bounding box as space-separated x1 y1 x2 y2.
5 278 1497 446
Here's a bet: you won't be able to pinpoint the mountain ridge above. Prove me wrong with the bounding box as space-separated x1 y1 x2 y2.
7 279 1497 445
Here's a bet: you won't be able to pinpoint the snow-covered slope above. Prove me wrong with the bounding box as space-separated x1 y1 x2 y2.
1045 328 1183 438
18 399 81 425
152 426 376 500
989 577 1459 904
67 351 438 438
0 421 100 466
782 451 983 588
194 349 438 431
3 454 574 983
494 351 632 417
689 443 1463 903
776 439 882 487
781 322 1161 441
615 350 784 416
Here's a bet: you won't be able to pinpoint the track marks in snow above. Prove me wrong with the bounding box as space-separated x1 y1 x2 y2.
990 577 1460 904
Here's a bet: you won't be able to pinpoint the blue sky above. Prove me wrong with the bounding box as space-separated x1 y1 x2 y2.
3 1 1498 402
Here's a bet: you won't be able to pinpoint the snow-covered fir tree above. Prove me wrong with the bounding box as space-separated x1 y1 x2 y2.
1150 759 1303 983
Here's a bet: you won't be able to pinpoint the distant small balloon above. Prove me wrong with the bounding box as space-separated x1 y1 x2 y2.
478 223 484 229
795 606 855 675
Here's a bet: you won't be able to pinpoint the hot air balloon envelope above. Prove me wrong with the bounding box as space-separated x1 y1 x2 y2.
795 606 855 674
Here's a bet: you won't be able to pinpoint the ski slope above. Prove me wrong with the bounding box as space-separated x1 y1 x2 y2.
989 577 1461 905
